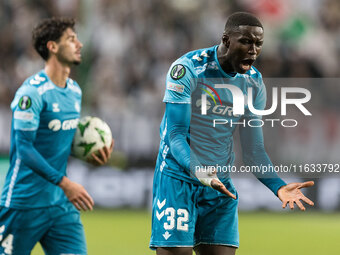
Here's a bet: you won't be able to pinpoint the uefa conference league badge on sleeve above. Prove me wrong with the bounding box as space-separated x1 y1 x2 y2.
18 96 32 110
167 64 186 94
170 64 186 80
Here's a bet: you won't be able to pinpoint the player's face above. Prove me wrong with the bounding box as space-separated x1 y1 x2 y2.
55 28 83 65
226 26 264 74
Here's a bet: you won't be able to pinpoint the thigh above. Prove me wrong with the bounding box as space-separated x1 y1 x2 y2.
40 203 86 255
194 180 239 248
0 207 49 255
194 244 236 255
157 247 193 255
150 172 200 250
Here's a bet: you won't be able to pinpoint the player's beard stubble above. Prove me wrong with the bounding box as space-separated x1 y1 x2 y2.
57 45 82 66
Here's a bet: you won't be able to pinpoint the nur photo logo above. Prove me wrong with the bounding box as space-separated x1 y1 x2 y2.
199 83 312 128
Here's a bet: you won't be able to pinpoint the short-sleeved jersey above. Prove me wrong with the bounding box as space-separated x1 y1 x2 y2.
157 45 266 184
0 70 82 209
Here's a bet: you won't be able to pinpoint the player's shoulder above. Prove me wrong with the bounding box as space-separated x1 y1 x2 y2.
11 71 46 110
168 46 216 79
22 70 49 88
20 70 55 97
177 46 216 68
17 70 47 97
182 46 215 64
67 78 82 95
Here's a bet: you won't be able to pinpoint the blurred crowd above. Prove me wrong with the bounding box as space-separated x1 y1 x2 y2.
0 0 340 165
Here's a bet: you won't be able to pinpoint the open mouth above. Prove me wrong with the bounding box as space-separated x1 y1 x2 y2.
240 59 255 71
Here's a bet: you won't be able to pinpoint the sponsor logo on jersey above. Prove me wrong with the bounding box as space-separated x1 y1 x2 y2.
199 82 222 106
48 119 61 131
196 99 239 117
48 118 79 131
196 83 239 117
170 64 186 80
167 82 184 93
18 96 32 110
14 111 34 120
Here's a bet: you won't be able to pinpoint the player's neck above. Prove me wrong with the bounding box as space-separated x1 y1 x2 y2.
217 43 235 74
44 58 71 88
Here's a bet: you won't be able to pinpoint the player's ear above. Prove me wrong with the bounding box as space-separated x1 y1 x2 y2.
46 41 58 54
222 32 230 48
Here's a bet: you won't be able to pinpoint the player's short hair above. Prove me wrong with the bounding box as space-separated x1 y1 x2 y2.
224 12 263 33
32 17 76 61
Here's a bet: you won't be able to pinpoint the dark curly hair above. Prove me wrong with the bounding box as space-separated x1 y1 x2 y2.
32 17 76 61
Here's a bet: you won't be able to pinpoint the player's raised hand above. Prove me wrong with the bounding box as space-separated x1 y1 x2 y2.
195 167 236 199
277 181 314 211
59 176 94 211
89 139 114 166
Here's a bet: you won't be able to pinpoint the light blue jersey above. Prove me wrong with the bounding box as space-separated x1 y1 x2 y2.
158 45 265 185
0 70 82 209
151 45 286 249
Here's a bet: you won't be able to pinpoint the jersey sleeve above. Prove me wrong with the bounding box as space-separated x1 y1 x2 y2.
239 121 286 196
163 60 197 104
11 85 43 131
240 72 286 196
10 84 64 185
166 103 202 174
15 130 65 185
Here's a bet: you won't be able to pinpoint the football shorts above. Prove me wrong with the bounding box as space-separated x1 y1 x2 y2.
0 201 86 255
150 169 239 249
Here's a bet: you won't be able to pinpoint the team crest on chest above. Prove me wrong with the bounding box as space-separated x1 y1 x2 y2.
52 103 60 112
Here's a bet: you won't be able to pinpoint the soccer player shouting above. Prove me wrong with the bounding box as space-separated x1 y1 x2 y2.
0 17 112 254
150 12 314 255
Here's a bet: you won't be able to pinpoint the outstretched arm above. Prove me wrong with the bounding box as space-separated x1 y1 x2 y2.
239 119 314 210
239 119 286 195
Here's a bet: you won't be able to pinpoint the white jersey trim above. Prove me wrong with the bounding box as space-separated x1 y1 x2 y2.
37 82 55 95
5 158 21 207
68 80 82 95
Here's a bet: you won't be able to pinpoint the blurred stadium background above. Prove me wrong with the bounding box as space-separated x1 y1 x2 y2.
0 0 340 254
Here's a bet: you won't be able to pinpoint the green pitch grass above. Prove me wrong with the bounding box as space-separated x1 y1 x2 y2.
32 210 340 255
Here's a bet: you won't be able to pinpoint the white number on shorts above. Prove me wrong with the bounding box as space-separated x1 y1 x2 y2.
1 234 13 255
163 208 189 231
177 209 189 231
164 207 175 230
